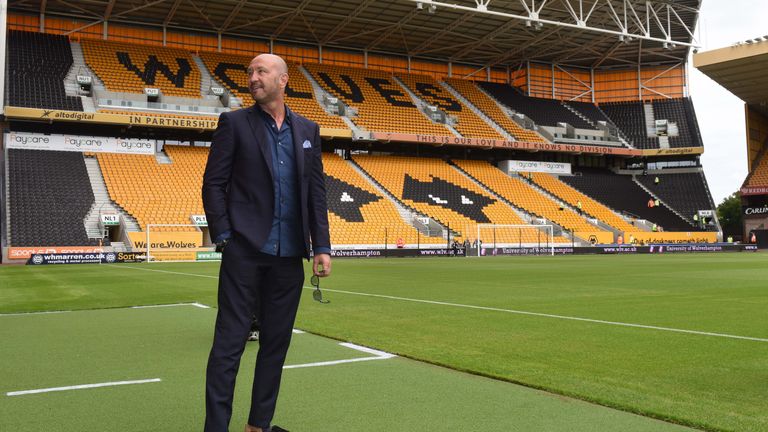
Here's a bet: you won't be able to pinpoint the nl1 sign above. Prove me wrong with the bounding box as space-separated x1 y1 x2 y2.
192 215 208 226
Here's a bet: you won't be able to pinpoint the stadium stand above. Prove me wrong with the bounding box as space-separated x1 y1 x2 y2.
477 82 594 129
651 98 704 148
445 78 546 142
396 74 505 139
599 101 657 149
559 168 697 231
8 149 98 246
6 30 83 111
198 52 348 129
322 153 422 246
304 63 453 136
96 146 206 231
353 154 566 244
454 160 608 236
636 173 715 225
80 39 201 98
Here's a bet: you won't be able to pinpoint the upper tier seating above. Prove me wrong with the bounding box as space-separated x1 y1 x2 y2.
97 145 206 231
444 78 546 142
559 169 698 231
304 64 452 136
651 98 703 148
7 30 83 111
745 150 768 187
599 101 657 149
636 173 715 224
81 39 201 98
353 154 566 244
530 172 637 232
323 154 422 246
455 160 608 235
477 82 594 129
198 52 348 129
8 149 97 246
396 74 504 139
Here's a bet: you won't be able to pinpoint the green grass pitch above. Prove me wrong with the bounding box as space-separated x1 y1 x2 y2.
1 253 766 431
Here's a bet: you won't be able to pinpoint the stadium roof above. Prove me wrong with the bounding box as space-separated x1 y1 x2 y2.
10 0 700 71
694 39 768 118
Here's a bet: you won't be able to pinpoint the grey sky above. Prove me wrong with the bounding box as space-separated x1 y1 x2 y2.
691 0 768 205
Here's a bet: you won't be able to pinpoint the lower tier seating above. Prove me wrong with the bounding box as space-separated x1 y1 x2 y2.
9 149 97 246
323 153 423 246
559 169 699 231
353 154 567 244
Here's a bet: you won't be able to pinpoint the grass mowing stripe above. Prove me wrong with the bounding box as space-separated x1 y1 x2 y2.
6 379 162 396
118 263 768 344
319 287 768 343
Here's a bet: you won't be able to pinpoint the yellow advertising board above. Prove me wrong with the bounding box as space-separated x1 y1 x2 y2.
623 231 718 244
3 106 352 138
574 232 614 245
127 231 203 250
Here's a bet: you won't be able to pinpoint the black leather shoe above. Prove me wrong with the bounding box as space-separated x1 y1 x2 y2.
270 427 289 432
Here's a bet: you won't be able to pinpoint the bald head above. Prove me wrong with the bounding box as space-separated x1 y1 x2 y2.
247 53 289 107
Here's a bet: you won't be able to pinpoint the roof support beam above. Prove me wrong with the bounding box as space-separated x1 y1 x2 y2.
163 0 183 26
220 0 248 32
321 0 377 44
405 0 699 48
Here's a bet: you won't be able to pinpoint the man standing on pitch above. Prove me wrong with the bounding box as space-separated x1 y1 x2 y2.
202 53 332 432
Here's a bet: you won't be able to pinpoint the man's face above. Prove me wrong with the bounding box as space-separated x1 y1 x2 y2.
247 56 287 104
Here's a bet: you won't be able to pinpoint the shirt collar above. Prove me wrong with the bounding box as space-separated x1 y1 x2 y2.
254 103 292 126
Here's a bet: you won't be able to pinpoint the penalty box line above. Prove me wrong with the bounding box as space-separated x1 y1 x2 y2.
6 344 394 397
117 265 768 344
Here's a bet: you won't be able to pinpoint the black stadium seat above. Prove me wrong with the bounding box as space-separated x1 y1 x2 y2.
7 30 83 111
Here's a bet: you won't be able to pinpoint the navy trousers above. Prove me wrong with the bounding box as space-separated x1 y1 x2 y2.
204 234 304 431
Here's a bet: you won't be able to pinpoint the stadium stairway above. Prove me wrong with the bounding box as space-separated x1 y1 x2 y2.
65 42 105 112
83 156 140 239
296 66 366 137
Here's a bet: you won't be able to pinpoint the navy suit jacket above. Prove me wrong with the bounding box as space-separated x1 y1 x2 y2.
202 105 331 259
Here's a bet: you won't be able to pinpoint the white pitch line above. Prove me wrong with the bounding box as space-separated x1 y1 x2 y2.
314 288 768 344
284 342 395 369
6 378 161 397
117 265 768 343
1 303 211 317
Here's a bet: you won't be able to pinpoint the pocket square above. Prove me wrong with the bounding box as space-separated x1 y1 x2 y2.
302 140 312 149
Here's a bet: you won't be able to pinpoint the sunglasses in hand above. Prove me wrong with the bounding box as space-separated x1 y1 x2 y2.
310 274 330 304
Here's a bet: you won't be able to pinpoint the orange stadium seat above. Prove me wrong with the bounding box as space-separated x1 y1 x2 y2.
746 151 768 187
198 52 348 129
454 160 608 238
97 145 207 232
530 172 637 232
323 153 423 246
304 63 453 136
353 154 567 244
444 78 547 143
81 39 201 98
397 73 505 140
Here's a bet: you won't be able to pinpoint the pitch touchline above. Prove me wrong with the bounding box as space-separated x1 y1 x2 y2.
117 265 768 343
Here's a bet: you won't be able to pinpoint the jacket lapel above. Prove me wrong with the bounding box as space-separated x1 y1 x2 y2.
290 110 306 180
245 105 275 181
